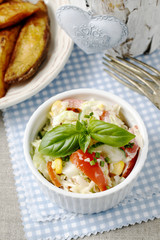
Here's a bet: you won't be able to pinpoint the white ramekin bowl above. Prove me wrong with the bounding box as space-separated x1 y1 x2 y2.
23 88 148 214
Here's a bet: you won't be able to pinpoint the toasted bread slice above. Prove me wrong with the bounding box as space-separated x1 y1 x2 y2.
4 0 50 84
0 1 39 29
0 25 21 97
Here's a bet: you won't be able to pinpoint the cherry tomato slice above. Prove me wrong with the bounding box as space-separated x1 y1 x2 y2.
70 149 108 191
100 110 110 122
122 151 138 178
47 161 62 187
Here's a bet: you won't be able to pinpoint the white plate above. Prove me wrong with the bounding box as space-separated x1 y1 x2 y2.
0 0 73 109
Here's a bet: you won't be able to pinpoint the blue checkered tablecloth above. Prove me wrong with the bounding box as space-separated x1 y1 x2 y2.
2 45 160 240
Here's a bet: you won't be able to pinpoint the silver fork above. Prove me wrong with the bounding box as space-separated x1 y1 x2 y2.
103 54 160 110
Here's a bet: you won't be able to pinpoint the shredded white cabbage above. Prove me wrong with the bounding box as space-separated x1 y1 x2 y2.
92 144 127 163
31 98 142 194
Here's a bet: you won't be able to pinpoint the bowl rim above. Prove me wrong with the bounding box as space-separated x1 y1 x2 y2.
23 88 148 199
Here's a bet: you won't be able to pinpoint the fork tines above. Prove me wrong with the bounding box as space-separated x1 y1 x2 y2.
103 54 160 110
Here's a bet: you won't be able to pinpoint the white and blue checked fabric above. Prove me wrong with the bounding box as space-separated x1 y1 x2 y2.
3 45 160 240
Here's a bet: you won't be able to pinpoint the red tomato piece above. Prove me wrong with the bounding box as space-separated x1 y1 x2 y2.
124 142 139 157
47 161 62 188
122 151 138 178
121 126 140 159
70 149 109 191
100 110 110 122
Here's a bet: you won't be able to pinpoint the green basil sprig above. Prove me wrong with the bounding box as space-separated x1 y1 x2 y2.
39 119 135 157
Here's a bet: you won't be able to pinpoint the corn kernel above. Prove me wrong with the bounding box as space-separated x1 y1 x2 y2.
52 158 63 174
50 101 63 117
98 104 104 110
110 161 125 175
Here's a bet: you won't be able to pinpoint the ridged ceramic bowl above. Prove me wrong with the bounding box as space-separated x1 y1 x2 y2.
23 89 148 214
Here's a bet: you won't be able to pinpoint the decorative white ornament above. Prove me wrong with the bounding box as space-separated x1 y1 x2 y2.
56 5 128 54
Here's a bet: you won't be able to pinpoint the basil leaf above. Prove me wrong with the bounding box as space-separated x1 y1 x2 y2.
76 120 87 132
76 120 83 131
88 120 135 147
79 134 91 153
39 124 80 157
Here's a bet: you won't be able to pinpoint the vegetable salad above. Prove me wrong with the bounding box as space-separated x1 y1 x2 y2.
31 98 143 194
